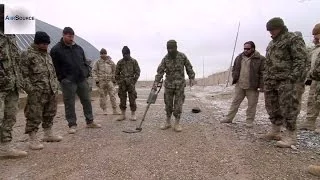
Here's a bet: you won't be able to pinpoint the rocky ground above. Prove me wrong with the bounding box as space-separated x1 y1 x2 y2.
1 85 320 180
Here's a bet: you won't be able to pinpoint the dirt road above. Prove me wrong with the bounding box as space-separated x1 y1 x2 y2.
0 86 319 180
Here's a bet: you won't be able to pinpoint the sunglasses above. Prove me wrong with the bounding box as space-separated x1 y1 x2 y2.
244 48 251 50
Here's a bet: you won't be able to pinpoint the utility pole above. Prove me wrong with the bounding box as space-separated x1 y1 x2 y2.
226 21 240 87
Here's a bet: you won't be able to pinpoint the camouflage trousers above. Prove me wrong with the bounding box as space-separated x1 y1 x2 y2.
98 81 117 111
24 91 57 134
164 87 185 119
306 81 320 122
118 82 137 111
225 85 259 123
264 80 300 131
0 89 19 143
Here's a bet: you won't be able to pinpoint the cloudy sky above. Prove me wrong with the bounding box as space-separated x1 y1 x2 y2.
3 0 320 80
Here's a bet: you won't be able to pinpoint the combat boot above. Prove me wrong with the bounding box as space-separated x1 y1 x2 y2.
130 111 137 121
29 131 44 150
299 118 316 131
117 110 126 121
276 130 297 148
173 117 182 132
86 122 102 128
220 118 232 123
307 165 320 177
112 108 121 115
160 117 172 130
42 128 63 142
260 124 281 141
245 119 254 128
0 142 27 158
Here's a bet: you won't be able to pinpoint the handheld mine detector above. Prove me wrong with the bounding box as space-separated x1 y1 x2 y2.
122 79 164 133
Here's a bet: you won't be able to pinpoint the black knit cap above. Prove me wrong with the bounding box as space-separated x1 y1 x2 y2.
34 31 50 44
63 27 74 35
122 46 130 55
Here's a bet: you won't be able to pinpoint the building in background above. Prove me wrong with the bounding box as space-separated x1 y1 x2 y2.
15 19 99 60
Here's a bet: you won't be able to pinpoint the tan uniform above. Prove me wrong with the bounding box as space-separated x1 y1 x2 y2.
93 56 118 112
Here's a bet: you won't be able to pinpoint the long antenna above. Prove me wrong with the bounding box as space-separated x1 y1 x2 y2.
226 21 241 87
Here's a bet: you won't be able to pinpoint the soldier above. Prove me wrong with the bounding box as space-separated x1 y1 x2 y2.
299 23 320 132
50 27 101 134
0 4 27 158
152 40 195 132
115 46 140 121
305 26 320 178
262 17 307 148
93 48 120 115
20 31 63 150
221 41 265 127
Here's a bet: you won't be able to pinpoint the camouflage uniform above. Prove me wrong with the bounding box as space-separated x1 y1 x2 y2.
0 33 20 143
264 29 307 131
155 52 195 119
115 49 140 117
300 45 320 130
20 44 59 134
93 55 118 112
0 32 27 157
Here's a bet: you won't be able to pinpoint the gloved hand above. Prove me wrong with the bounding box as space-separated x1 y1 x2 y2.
189 79 196 87
305 79 312 86
95 81 100 87
152 82 158 91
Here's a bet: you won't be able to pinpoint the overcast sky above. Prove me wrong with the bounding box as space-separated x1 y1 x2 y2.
3 0 320 80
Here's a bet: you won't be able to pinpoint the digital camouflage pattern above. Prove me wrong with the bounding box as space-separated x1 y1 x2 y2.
93 56 117 110
264 29 308 131
20 44 59 134
115 57 140 111
154 52 195 118
0 33 20 143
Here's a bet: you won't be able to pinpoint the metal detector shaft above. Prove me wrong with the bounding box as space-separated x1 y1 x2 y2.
137 102 152 129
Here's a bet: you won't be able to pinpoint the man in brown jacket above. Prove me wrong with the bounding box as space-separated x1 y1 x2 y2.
221 41 265 127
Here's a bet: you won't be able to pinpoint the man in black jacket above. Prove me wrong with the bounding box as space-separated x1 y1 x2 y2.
221 41 265 127
50 27 101 134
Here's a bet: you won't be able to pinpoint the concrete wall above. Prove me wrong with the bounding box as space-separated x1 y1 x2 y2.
196 69 233 86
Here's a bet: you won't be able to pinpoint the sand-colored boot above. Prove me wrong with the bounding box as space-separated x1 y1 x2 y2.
130 111 137 121
0 142 27 158
173 117 182 132
29 131 44 150
307 165 320 177
260 124 281 141
117 110 126 121
276 130 297 148
42 128 63 142
112 108 121 115
160 117 172 130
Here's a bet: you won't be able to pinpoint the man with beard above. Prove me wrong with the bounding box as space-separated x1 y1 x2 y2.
115 46 140 121
93 48 120 115
152 40 195 132
262 17 307 148
50 27 101 134
20 31 62 150
221 41 265 127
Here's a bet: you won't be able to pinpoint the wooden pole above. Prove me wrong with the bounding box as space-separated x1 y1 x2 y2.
226 21 240 87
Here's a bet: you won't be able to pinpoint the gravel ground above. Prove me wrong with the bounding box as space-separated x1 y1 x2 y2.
0 86 320 179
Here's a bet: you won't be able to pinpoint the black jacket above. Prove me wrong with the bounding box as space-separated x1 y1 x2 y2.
50 38 90 82
232 51 265 89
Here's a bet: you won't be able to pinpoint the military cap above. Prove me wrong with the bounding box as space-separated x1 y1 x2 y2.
100 48 107 54
312 23 320 35
167 40 177 46
294 31 302 37
266 17 285 31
